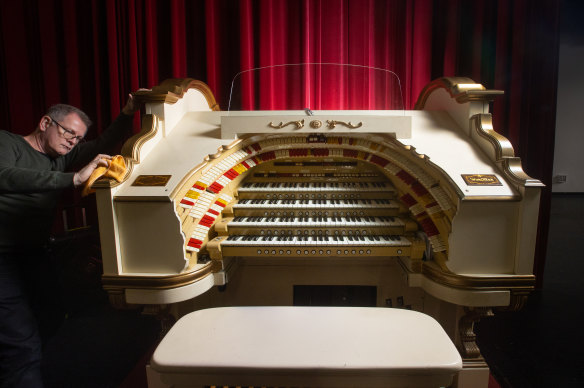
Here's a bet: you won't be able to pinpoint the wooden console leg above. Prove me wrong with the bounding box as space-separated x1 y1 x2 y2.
453 307 494 388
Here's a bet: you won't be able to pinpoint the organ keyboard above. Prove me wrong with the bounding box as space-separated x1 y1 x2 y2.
93 76 542 388
238 181 393 191
212 234 422 257
234 198 402 209
223 216 410 229
209 167 422 260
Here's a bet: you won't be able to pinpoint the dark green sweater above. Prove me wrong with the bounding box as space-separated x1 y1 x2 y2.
0 113 133 253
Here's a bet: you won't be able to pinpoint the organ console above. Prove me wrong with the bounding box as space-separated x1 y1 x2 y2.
94 75 542 387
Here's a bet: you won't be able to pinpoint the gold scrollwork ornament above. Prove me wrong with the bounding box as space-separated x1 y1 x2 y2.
326 120 363 129
268 119 304 129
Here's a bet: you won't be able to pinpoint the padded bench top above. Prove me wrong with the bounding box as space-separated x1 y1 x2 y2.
151 306 462 387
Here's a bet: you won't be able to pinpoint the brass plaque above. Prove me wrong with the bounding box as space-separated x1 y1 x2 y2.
132 175 171 186
462 174 502 186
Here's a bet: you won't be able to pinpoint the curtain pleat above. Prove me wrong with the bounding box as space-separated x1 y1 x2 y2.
90 0 104 132
0 0 560 285
38 1 60 111
410 0 433 109
105 0 121 119
142 0 159 88
1 2 34 131
205 0 220 102
239 0 255 111
171 0 187 78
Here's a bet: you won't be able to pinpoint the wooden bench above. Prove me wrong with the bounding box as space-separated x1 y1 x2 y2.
149 306 462 388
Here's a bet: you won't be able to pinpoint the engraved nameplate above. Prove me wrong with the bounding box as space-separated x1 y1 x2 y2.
132 175 171 186
462 174 502 186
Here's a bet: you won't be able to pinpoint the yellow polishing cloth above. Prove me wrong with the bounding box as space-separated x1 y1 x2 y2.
81 155 127 197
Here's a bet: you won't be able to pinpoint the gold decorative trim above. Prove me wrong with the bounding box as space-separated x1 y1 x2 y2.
421 262 535 290
471 115 543 188
501 157 545 187
208 148 226 160
471 114 515 160
121 114 158 164
268 120 304 129
132 78 220 111
414 77 503 110
326 120 363 129
101 261 218 290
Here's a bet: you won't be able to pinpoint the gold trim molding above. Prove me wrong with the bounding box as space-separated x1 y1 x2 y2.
101 261 218 291
471 114 544 188
421 262 535 291
121 114 158 164
471 114 515 160
132 78 220 111
501 157 544 187
414 77 504 109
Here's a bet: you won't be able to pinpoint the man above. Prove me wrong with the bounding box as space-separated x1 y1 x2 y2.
0 96 140 387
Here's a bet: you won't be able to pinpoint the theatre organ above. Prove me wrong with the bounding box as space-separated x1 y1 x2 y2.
94 77 542 387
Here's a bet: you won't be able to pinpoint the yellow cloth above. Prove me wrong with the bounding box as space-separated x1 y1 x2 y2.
81 155 127 197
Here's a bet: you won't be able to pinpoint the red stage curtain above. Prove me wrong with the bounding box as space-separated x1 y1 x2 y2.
0 0 559 285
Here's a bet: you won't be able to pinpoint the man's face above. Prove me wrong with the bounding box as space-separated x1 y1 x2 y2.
40 113 88 157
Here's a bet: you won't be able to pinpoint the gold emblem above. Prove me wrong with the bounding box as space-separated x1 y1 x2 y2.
462 174 502 186
132 175 171 186
310 120 322 129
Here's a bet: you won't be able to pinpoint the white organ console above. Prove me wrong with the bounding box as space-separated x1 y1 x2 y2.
93 76 543 388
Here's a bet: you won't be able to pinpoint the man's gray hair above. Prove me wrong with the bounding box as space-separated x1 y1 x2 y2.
45 104 92 128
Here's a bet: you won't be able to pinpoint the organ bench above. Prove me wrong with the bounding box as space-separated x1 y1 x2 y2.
150 306 462 388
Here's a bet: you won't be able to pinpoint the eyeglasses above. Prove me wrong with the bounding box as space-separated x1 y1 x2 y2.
49 117 85 142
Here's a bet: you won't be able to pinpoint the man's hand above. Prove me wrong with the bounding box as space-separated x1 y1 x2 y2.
73 154 111 187
121 89 149 116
